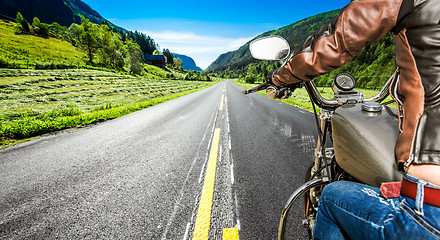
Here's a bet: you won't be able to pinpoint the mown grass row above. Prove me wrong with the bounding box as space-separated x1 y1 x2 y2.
0 69 216 147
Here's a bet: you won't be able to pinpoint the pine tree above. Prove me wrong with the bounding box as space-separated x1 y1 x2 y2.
162 49 174 65
16 12 30 33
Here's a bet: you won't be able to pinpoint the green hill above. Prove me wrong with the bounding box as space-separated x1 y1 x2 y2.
0 20 87 69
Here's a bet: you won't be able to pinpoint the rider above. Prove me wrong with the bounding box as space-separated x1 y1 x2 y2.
268 0 440 239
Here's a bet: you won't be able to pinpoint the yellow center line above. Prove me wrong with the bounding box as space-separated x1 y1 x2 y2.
223 228 239 240
192 128 221 240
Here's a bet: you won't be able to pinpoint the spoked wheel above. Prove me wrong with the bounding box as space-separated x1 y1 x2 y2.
278 165 329 240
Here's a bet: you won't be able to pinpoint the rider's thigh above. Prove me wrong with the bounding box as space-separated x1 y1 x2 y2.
384 197 440 239
314 181 400 240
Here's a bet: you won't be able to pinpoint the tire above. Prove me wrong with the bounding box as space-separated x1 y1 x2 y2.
304 163 315 239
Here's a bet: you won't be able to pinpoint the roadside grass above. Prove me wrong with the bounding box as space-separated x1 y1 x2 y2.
0 69 218 148
232 80 397 111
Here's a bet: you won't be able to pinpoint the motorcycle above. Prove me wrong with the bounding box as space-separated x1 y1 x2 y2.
243 36 403 239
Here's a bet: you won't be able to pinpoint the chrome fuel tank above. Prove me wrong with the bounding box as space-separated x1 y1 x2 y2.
331 103 403 187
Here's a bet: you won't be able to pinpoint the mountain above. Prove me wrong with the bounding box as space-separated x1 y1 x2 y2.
173 53 203 72
0 0 120 30
205 10 340 73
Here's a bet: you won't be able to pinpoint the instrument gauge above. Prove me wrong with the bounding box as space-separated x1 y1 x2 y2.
333 73 356 92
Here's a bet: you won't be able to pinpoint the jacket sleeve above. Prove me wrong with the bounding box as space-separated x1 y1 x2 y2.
273 0 404 87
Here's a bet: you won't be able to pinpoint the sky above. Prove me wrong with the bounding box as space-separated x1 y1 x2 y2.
82 0 350 70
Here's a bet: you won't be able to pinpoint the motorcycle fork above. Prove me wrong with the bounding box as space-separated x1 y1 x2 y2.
307 109 334 225
314 109 334 181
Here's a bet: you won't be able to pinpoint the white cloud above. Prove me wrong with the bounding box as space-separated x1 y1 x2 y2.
140 30 253 70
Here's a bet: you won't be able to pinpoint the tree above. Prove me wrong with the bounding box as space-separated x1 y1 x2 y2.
126 40 143 74
49 22 67 39
32 17 49 37
16 12 30 33
173 57 183 71
97 24 125 69
32 17 40 29
245 64 258 83
128 31 156 55
163 49 174 65
79 18 100 63
201 71 211 81
120 30 127 42
97 24 114 67
67 23 83 46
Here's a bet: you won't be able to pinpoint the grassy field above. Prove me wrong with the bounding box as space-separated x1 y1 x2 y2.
0 69 216 147
233 80 397 111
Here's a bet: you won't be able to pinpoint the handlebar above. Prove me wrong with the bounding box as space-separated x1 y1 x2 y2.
243 73 395 110
242 82 269 95
363 74 394 102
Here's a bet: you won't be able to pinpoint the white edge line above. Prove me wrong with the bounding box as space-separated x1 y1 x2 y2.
207 133 213 150
198 151 210 183
183 222 191 240
235 219 241 231
234 192 241 230
230 164 234 185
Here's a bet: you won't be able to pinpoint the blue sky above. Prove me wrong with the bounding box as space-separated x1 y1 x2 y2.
82 0 350 69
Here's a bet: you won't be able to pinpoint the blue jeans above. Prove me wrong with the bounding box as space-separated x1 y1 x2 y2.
313 175 440 240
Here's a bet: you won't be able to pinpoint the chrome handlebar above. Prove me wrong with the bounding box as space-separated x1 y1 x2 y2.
243 73 394 110
305 73 394 109
363 74 394 102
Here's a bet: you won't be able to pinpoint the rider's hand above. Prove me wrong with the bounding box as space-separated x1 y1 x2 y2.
266 70 302 100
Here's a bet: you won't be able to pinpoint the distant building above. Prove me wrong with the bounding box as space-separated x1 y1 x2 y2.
142 55 166 68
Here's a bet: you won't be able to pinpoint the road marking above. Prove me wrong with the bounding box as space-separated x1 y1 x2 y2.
220 94 225 111
161 104 219 240
198 151 210 184
219 147 223 163
183 222 191 240
192 128 221 240
230 164 234 185
223 228 239 240
234 192 241 230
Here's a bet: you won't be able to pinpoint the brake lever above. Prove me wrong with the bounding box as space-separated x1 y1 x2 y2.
242 82 269 95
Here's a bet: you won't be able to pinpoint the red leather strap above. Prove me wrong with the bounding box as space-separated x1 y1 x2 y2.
401 177 440 207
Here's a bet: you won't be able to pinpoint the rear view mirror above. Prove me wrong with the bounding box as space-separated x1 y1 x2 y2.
250 36 290 61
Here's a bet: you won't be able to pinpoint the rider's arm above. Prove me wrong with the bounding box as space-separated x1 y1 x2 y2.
272 0 406 87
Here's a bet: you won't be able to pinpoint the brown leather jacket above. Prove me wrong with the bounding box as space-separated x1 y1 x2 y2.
272 0 440 170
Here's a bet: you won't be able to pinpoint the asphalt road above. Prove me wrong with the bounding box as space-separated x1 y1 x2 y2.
0 80 317 239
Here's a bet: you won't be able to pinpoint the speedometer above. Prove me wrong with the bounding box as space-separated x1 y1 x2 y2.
332 73 356 92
